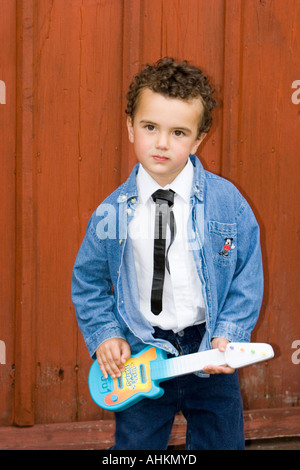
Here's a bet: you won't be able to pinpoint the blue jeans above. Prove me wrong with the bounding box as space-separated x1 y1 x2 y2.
111 324 245 450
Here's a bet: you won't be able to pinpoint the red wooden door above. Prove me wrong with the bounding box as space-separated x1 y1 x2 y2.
0 0 299 441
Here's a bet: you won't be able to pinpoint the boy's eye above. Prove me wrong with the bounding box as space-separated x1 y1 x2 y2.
145 124 156 131
173 130 184 137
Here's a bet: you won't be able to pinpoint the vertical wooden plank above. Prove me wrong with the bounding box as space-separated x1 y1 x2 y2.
75 0 124 422
121 0 143 181
139 0 163 62
221 0 243 179
14 0 36 426
0 0 17 426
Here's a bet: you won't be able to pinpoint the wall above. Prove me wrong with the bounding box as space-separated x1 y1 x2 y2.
0 0 299 433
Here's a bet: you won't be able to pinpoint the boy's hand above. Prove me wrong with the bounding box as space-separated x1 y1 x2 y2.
96 338 131 379
202 337 235 375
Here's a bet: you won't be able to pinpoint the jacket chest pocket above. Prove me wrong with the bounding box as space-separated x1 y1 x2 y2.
208 221 237 267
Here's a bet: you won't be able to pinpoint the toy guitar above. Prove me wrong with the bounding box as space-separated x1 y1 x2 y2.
88 342 274 412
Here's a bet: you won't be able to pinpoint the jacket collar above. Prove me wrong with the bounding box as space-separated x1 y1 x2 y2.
117 154 205 204
190 154 205 202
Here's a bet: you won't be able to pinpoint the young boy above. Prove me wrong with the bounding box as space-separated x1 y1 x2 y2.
72 58 263 450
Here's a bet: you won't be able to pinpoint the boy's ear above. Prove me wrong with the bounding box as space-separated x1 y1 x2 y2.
127 116 134 143
192 133 206 154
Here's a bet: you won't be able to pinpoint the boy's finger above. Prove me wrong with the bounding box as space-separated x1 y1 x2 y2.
120 342 131 364
97 358 108 379
104 351 123 378
202 364 235 375
97 350 121 379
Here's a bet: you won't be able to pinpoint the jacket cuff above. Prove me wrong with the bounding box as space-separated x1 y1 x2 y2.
86 324 126 359
212 320 251 343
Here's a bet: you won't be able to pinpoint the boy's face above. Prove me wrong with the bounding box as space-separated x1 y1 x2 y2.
127 88 205 186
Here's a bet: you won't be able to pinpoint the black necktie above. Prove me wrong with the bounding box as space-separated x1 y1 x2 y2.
151 189 176 315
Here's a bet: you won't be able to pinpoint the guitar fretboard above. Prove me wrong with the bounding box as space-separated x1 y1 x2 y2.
151 348 226 380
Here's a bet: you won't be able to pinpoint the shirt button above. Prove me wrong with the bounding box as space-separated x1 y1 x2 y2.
131 198 136 203
177 330 185 337
126 208 132 215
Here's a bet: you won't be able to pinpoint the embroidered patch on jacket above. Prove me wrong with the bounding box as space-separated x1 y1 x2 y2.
219 237 235 257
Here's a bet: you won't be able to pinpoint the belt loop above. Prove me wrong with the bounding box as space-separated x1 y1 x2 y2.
174 341 183 355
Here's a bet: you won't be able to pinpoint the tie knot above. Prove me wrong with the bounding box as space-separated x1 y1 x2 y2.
151 189 175 207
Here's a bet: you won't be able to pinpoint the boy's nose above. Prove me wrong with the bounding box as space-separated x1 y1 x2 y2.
155 132 169 150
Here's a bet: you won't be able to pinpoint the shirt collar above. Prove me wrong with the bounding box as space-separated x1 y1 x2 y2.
137 158 194 204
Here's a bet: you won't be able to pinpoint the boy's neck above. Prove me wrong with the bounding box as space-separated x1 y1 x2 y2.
141 159 189 188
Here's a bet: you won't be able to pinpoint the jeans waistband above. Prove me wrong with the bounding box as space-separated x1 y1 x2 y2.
153 323 206 356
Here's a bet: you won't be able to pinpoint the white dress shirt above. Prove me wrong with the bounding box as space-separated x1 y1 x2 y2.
128 159 206 332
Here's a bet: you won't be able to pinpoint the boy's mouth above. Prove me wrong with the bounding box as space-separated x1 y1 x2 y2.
152 155 169 162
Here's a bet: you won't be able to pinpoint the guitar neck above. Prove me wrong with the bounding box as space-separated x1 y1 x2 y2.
151 349 226 380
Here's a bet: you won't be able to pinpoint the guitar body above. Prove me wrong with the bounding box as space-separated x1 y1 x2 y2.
88 346 167 412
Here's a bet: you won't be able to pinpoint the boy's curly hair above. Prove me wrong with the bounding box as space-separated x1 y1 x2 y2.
125 57 217 137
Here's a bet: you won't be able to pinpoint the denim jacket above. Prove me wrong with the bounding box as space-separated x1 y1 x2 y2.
72 155 263 365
